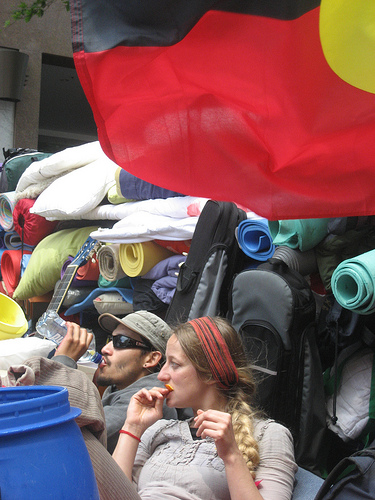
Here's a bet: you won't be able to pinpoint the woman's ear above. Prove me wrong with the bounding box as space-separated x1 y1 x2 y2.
143 350 163 369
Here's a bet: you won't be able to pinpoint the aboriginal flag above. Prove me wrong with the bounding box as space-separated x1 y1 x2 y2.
69 0 375 220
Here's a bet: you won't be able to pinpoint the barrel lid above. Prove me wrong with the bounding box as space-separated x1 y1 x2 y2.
0 386 81 436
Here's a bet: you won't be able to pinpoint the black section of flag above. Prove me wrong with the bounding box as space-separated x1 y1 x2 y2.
70 0 320 53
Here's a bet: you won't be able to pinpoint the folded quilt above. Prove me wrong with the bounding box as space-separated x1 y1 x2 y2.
151 275 179 304
142 254 187 281
117 167 183 200
331 249 375 314
43 196 207 222
142 254 187 304
90 212 199 243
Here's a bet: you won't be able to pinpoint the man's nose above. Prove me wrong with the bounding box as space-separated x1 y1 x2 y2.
101 340 113 355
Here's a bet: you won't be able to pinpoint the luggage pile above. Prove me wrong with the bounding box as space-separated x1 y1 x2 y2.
1 141 375 479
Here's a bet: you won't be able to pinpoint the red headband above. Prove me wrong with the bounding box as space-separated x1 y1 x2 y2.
188 317 239 389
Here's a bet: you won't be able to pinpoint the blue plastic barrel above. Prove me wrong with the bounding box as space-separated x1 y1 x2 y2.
0 386 100 499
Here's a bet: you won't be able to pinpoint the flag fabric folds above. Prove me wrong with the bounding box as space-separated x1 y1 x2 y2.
69 0 375 220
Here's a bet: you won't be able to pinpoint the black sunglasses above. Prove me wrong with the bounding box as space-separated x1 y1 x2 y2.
109 334 153 351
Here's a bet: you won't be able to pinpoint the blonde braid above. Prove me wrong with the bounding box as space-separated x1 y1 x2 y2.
229 400 260 478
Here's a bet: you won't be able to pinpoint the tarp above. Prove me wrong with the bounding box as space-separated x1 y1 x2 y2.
69 0 375 220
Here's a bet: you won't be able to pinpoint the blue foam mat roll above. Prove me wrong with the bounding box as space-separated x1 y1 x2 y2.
236 218 275 261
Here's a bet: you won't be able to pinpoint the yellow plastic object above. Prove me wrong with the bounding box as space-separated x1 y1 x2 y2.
0 293 28 339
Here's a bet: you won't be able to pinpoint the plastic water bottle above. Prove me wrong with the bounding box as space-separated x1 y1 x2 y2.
36 311 102 364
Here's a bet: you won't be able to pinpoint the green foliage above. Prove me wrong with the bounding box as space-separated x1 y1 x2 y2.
4 0 69 27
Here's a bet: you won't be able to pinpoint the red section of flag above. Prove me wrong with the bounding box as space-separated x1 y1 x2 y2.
73 8 375 219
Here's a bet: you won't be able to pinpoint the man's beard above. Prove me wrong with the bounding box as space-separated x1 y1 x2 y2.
95 373 113 387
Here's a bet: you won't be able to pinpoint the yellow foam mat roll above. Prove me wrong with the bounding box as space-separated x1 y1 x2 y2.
119 241 173 277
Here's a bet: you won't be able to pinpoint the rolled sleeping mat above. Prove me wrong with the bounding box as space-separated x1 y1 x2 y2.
1 250 32 297
0 228 6 248
331 249 375 315
0 191 17 231
236 218 275 261
154 239 191 255
118 241 174 277
97 274 132 289
97 243 127 281
12 198 58 246
268 218 330 252
4 231 34 252
61 255 99 287
273 246 318 277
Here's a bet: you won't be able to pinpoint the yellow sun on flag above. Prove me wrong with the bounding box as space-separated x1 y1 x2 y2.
319 0 375 94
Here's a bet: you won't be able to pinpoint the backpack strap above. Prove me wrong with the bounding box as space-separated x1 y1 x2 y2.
324 340 364 425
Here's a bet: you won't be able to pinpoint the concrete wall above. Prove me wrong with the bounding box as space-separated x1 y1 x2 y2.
0 0 73 155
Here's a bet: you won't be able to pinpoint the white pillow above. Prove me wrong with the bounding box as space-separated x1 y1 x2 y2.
30 157 117 219
93 292 133 315
0 337 56 370
16 141 104 192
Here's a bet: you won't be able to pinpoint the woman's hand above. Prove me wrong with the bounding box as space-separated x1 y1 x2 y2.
54 322 93 362
124 386 170 437
194 409 264 500
194 409 242 463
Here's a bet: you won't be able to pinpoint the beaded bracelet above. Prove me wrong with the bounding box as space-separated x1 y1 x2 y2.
119 429 141 442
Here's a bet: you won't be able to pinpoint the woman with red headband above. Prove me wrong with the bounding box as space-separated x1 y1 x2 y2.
112 316 297 499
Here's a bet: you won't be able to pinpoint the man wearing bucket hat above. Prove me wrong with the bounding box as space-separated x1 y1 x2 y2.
54 310 179 454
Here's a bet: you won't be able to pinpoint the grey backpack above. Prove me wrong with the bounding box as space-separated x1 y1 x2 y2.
228 258 327 475
314 440 375 499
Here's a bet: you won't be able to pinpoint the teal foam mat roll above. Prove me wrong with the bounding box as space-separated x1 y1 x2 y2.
331 249 375 315
268 218 329 252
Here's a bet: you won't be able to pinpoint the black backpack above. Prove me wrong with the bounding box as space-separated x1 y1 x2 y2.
228 258 327 475
317 295 375 472
314 439 375 499
165 199 247 325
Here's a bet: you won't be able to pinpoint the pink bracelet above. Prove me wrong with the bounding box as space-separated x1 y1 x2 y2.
119 429 141 442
